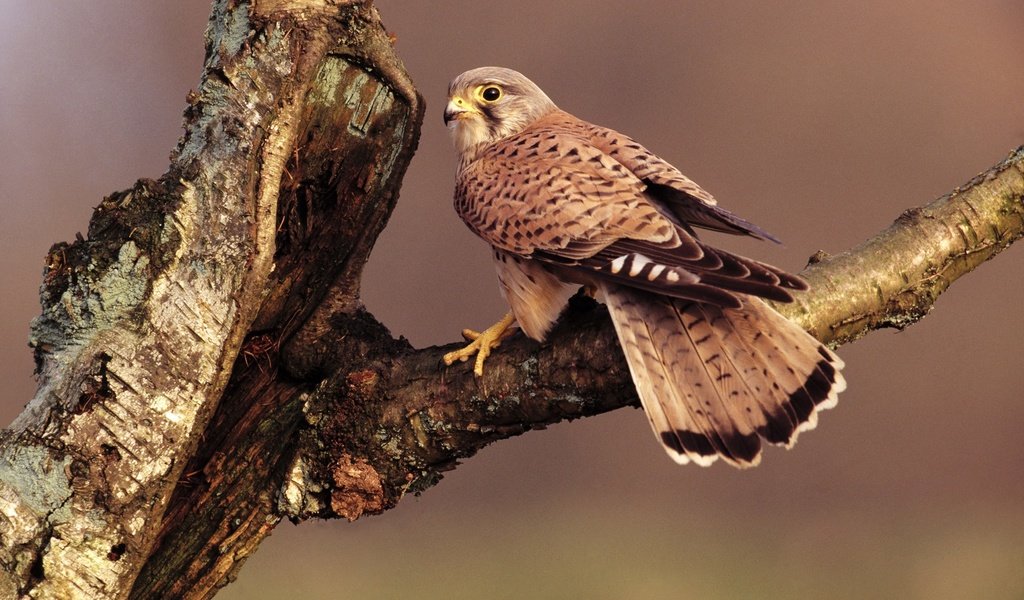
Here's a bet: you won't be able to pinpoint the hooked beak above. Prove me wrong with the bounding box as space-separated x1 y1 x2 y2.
443 97 476 125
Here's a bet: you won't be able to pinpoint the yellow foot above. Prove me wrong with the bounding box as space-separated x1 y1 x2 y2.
442 312 517 377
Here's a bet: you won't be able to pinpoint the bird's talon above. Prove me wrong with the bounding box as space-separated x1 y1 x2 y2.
442 312 516 377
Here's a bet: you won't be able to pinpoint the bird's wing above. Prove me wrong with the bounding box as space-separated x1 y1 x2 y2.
584 121 782 242
455 114 689 257
456 112 800 307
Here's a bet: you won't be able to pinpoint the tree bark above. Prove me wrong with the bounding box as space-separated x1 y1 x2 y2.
0 1 1021 599
0 2 421 598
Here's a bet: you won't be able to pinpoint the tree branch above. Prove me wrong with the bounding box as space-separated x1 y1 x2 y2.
283 146 1024 522
787 150 1024 344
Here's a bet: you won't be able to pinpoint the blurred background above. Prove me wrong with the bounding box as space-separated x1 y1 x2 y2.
2 2 1023 598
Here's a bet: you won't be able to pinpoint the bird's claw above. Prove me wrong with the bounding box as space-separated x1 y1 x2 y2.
443 312 517 377
459 328 484 342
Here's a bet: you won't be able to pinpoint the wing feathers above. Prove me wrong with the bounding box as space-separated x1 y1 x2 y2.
647 183 784 243
535 235 806 307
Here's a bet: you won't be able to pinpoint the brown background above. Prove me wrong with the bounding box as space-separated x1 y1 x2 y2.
2 2 1023 598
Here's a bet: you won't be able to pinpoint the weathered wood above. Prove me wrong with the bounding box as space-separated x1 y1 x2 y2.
129 4 423 599
0 2 422 598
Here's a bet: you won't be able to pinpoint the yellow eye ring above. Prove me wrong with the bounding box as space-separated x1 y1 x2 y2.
479 85 502 102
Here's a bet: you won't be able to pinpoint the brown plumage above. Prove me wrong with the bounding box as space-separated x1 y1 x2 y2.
443 66 845 467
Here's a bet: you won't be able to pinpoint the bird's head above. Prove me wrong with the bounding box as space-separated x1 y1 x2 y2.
444 67 557 160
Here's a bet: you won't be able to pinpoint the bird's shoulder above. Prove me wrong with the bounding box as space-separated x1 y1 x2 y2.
473 110 719 209
465 112 615 167
457 111 645 199
453 111 681 256
578 119 719 207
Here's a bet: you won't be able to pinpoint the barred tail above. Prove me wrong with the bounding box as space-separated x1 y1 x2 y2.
599 284 845 467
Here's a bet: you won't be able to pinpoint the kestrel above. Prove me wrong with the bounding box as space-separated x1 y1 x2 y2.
442 66 845 467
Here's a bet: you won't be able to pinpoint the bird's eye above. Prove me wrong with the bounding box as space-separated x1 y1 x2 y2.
480 85 502 102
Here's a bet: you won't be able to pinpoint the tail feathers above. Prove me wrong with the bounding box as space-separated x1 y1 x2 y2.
600 284 845 468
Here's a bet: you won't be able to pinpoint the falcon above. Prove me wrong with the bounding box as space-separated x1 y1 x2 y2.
441 66 845 467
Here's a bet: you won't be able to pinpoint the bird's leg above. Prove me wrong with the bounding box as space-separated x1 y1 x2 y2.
442 311 517 377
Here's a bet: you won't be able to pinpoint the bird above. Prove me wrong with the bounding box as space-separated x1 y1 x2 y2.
441 66 845 467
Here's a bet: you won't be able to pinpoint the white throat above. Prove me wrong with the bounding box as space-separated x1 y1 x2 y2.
448 118 492 162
